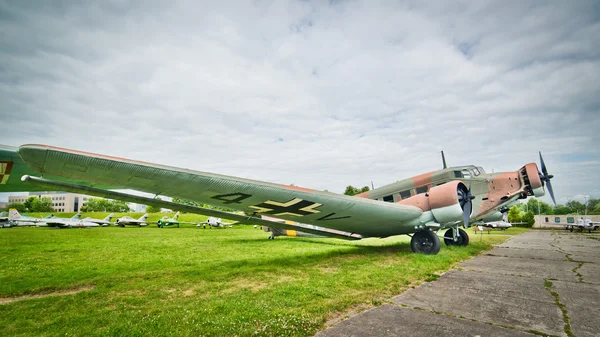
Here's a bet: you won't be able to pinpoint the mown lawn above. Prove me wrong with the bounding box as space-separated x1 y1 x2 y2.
0 219 527 337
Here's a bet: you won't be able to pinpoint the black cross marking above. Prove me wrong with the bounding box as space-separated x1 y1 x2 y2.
249 198 321 217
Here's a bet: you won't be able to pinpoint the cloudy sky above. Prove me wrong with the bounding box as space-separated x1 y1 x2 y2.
1 0 599 205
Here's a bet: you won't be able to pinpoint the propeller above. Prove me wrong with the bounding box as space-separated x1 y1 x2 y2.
538 151 556 205
457 180 475 228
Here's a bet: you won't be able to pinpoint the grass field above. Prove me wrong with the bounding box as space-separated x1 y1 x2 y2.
0 215 528 337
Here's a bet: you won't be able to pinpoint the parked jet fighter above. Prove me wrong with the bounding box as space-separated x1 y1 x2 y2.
7 208 49 226
115 213 149 227
481 221 512 230
8 209 98 228
0 211 9 228
37 213 100 228
82 213 114 227
1 145 555 254
197 216 237 228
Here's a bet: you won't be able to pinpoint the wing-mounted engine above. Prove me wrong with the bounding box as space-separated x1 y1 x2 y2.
398 181 471 225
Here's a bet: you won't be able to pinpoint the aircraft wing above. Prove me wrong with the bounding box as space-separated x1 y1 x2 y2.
17 145 424 238
0 145 116 192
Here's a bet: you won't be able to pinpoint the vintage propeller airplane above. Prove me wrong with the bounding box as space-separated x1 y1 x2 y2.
0 144 555 254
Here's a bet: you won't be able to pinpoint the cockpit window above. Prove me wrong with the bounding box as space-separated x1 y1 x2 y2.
477 166 486 174
461 169 471 179
454 171 463 178
471 167 480 176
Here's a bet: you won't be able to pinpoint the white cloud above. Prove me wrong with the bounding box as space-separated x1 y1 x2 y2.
1 0 599 204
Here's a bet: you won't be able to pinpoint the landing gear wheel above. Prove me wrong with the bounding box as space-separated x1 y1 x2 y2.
443 228 470 246
410 230 441 254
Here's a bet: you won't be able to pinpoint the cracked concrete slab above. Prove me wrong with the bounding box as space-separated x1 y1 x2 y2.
483 247 568 261
551 280 600 337
459 255 580 282
316 230 598 337
391 270 563 336
317 304 536 337
577 263 600 285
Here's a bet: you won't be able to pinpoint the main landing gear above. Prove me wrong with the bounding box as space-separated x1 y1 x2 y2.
410 229 441 254
410 227 471 254
443 228 469 246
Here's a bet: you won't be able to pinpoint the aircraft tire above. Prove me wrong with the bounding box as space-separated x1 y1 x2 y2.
570 227 573 232
443 228 469 246
410 229 440 254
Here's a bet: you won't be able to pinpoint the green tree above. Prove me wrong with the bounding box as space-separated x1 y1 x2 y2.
81 198 132 212
108 200 131 212
7 202 26 212
522 211 535 228
23 197 36 212
507 205 522 223
566 200 585 214
553 204 574 215
586 198 599 214
344 185 370 196
31 197 54 212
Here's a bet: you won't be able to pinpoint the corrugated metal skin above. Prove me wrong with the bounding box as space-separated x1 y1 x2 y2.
19 145 423 237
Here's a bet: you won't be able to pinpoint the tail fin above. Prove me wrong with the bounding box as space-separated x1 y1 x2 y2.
71 212 82 219
104 213 114 221
174 211 180 220
8 208 21 220
138 213 149 221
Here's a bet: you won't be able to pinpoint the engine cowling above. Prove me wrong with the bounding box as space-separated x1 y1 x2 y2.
398 180 469 224
522 163 545 197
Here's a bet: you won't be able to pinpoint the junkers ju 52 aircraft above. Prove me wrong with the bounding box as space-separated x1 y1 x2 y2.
0 144 555 254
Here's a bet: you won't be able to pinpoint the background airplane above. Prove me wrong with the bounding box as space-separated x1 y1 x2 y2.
197 216 237 229
481 221 512 230
2 144 556 254
566 218 600 233
82 213 114 227
36 213 100 228
7 209 49 227
0 211 9 228
115 214 149 227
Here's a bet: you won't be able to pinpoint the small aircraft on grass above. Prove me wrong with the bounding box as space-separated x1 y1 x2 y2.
0 211 9 227
1 145 556 254
115 213 149 227
6 209 53 227
197 216 237 229
82 213 114 227
156 212 198 228
8 209 99 228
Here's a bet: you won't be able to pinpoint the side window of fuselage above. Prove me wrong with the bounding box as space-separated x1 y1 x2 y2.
415 186 428 194
399 190 411 200
383 195 394 203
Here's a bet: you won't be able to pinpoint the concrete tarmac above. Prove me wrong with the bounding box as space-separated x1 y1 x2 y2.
317 230 600 337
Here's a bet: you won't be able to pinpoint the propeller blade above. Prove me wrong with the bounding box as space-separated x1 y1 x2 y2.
538 151 556 205
539 151 548 176
546 180 556 206
441 151 447 169
463 200 472 229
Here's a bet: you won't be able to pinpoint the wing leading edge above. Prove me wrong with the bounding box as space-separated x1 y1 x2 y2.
18 144 423 237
